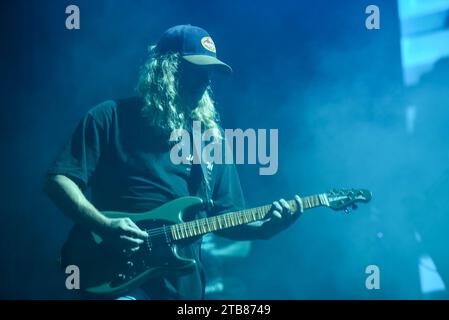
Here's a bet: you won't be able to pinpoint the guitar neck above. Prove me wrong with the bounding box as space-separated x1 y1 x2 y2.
170 193 330 241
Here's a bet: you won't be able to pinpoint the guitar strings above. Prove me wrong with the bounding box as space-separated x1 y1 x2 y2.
135 194 352 239
139 200 301 238
142 213 261 239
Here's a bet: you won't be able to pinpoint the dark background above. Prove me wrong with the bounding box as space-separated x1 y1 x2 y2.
1 0 437 299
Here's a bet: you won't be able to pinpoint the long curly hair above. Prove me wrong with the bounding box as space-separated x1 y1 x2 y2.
137 45 221 136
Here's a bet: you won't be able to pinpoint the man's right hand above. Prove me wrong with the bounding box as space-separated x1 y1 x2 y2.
101 218 149 252
43 175 149 252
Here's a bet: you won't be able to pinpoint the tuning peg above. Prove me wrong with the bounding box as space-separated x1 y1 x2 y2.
352 204 358 210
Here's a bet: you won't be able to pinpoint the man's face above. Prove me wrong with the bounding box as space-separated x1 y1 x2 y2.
177 59 212 110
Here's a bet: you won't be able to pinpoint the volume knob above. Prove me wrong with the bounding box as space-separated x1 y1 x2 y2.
117 273 126 281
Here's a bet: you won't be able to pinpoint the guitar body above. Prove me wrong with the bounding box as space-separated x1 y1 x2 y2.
60 196 205 298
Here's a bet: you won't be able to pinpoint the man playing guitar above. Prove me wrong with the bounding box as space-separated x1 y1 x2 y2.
44 25 303 300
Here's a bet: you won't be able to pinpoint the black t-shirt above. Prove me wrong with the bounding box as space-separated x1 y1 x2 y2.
47 97 245 299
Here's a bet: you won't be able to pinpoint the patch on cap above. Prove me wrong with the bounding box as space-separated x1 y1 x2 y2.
201 36 216 53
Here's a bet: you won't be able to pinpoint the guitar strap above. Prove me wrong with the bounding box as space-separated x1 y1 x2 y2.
188 129 215 300
190 131 214 213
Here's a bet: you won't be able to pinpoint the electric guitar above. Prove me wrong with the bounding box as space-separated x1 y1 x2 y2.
60 188 372 297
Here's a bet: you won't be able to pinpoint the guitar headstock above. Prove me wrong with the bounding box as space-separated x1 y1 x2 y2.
326 188 372 213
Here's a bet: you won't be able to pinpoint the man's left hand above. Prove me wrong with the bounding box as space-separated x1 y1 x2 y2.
261 195 303 239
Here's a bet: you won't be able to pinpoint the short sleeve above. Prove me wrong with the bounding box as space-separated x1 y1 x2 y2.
46 113 104 190
211 162 246 216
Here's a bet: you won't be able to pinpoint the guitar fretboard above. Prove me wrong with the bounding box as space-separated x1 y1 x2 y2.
170 193 329 241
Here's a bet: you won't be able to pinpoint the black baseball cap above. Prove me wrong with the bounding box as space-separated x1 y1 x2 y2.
155 24 232 73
